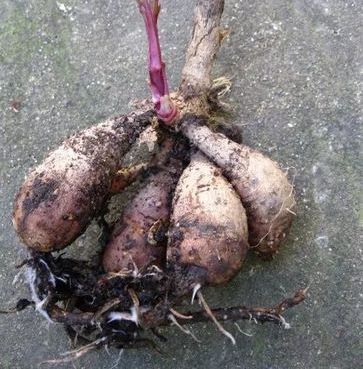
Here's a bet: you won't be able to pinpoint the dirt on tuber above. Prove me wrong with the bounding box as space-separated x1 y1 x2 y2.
168 151 249 285
12 111 154 252
103 136 186 273
181 117 296 257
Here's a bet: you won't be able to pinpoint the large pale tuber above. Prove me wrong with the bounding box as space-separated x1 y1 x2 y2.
13 111 154 252
168 151 249 284
181 119 296 257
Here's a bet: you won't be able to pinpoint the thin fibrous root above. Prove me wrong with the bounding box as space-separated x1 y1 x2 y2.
109 349 124 369
128 288 141 324
168 314 201 343
234 323 253 337
211 76 232 97
191 283 201 304
273 286 309 315
92 298 121 322
40 337 107 365
169 308 193 320
197 290 236 345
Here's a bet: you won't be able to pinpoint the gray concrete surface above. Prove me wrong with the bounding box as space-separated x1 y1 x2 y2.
0 1 361 368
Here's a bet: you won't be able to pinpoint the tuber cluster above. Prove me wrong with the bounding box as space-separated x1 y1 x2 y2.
7 0 303 354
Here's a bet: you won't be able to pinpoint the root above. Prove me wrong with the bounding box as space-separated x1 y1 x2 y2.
196 290 236 345
168 314 201 343
207 76 236 126
109 349 124 369
9 250 306 352
24 266 53 323
169 308 192 320
175 288 307 328
210 76 232 98
234 323 253 337
191 283 201 304
40 337 107 365
93 298 121 322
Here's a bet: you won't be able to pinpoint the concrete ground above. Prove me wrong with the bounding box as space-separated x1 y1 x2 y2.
0 1 361 368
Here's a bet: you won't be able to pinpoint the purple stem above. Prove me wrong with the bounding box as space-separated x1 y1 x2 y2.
138 0 178 125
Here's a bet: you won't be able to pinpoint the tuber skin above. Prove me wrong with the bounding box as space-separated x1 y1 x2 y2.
13 111 155 252
181 118 296 257
102 137 185 273
167 151 249 284
102 170 173 273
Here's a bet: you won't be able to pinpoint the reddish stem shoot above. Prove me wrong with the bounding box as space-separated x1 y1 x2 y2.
137 0 179 125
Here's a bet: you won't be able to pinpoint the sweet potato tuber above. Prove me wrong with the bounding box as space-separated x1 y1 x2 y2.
102 137 185 272
167 151 248 284
181 118 296 257
13 111 154 252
